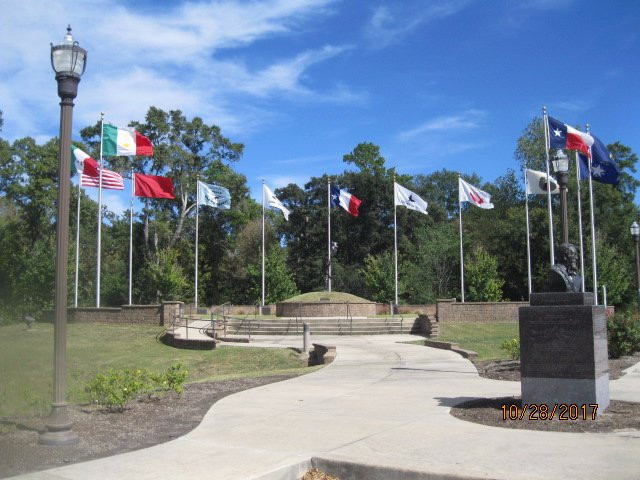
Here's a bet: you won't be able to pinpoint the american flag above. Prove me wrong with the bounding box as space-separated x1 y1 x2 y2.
82 167 124 190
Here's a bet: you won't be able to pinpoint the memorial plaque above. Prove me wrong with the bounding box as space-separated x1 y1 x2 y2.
519 293 609 411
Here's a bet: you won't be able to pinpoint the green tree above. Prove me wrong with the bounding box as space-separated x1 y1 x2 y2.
465 246 504 302
360 252 396 303
139 249 190 302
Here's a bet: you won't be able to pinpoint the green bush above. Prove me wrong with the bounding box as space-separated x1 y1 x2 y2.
500 338 520 360
607 313 640 359
85 363 188 411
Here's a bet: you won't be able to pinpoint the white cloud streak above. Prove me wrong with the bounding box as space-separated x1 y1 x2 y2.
396 109 486 141
364 1 471 48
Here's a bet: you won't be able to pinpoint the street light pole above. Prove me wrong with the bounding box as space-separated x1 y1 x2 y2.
630 221 640 310
552 149 570 245
40 26 86 446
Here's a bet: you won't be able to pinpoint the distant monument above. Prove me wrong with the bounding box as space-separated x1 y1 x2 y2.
519 243 609 412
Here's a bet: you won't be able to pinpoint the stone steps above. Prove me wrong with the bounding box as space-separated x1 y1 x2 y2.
214 317 422 336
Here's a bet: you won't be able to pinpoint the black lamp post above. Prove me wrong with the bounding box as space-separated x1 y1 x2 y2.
39 26 86 445
552 149 570 244
630 221 640 309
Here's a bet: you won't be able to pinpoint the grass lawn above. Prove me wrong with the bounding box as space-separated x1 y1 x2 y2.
435 322 519 361
0 323 314 418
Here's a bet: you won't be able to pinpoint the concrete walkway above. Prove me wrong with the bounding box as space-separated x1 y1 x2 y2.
15 335 640 480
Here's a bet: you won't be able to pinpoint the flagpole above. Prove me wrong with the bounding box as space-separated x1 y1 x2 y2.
586 124 599 304
575 151 586 292
458 176 465 303
128 171 134 305
195 177 199 308
327 177 332 292
96 113 104 307
542 106 555 266
393 179 399 307
261 179 266 308
74 175 81 307
524 170 532 296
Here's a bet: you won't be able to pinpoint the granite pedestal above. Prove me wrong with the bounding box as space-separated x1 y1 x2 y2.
519 292 609 411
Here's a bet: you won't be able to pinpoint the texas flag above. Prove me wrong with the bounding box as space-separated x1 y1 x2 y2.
330 185 361 217
459 177 494 209
547 116 594 157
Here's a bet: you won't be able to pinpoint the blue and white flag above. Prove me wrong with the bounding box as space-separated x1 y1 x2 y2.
198 181 231 209
578 135 620 185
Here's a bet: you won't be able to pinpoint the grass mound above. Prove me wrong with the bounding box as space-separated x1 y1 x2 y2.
283 291 372 303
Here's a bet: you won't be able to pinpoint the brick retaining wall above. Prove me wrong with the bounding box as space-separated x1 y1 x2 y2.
43 302 181 326
276 302 377 317
436 298 528 323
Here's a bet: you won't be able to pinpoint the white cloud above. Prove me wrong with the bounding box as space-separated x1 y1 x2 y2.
397 109 486 140
364 1 471 48
0 0 357 143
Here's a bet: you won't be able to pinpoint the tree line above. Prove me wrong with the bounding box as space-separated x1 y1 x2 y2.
0 107 638 322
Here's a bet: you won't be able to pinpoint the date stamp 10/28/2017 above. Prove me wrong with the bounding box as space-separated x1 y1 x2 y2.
501 403 599 421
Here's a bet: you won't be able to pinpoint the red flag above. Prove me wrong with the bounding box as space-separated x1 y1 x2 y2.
134 173 175 199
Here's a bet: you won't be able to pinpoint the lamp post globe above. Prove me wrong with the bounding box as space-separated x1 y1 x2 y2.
552 149 570 244
631 221 640 310
39 26 86 446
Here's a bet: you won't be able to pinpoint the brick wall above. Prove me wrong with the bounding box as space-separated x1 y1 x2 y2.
44 302 179 326
276 302 377 317
374 304 437 315
436 299 528 323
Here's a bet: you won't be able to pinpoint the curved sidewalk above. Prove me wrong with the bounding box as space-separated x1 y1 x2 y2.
16 335 640 480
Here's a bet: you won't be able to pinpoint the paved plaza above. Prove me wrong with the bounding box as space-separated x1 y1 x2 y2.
13 333 640 480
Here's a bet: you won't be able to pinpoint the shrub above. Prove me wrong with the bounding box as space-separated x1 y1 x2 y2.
86 363 188 411
607 313 640 359
500 338 520 360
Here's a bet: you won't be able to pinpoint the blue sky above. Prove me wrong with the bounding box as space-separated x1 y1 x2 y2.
1 0 639 214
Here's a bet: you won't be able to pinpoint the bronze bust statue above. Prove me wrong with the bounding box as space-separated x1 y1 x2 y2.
547 243 582 292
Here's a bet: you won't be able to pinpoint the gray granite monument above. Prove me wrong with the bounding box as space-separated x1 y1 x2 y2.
519 244 610 412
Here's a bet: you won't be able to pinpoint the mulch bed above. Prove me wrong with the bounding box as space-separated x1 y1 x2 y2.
450 352 640 433
0 375 297 479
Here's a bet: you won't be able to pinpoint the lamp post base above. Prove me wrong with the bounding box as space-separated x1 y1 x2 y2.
39 403 79 445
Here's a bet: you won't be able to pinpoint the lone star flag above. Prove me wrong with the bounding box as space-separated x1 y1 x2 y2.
394 182 428 215
263 184 290 221
330 186 361 217
525 169 559 195
547 116 594 157
134 173 175 199
459 177 494 209
71 146 99 177
102 124 154 157
578 134 620 185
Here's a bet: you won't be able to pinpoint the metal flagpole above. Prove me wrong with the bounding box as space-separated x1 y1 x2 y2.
393 180 399 306
458 176 465 303
96 113 104 307
524 170 532 296
128 171 134 305
261 179 265 307
327 178 332 292
575 151 586 292
74 176 81 307
195 177 199 308
542 106 555 266
586 124 598 304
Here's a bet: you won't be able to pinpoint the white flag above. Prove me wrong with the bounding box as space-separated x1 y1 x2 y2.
198 180 231 209
459 177 494 209
525 169 559 195
263 184 290 221
394 182 428 215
